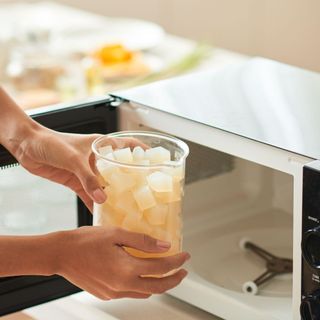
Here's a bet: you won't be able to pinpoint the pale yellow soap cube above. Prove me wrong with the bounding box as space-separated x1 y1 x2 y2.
144 203 168 225
154 181 182 203
97 203 125 227
122 213 151 234
109 171 136 194
99 164 120 184
133 185 156 211
104 185 117 206
147 171 173 192
116 191 142 218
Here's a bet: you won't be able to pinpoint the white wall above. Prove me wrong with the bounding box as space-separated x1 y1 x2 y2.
55 0 320 72
3 0 320 72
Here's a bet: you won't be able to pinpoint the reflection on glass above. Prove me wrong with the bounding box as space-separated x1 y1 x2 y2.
0 165 77 236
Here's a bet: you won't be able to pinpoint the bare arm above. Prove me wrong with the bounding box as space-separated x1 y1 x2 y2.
0 227 189 299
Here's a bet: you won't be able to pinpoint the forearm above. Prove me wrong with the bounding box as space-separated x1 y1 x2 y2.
0 88 41 156
0 232 64 277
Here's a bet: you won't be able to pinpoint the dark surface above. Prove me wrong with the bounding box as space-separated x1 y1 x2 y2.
0 98 117 316
301 162 320 319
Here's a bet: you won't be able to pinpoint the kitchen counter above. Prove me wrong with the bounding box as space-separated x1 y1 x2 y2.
5 292 222 320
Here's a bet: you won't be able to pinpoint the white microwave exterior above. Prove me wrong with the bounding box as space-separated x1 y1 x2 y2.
119 101 313 320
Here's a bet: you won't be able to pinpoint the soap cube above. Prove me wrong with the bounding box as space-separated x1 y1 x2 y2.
98 145 113 157
122 214 151 234
104 185 117 206
154 181 182 203
116 191 142 218
113 147 133 164
162 161 184 181
147 171 173 192
132 146 145 162
97 203 125 227
144 203 168 225
133 185 156 211
109 171 136 194
145 147 171 164
99 164 120 184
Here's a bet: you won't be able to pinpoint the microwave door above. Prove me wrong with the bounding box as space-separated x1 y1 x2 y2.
0 97 118 316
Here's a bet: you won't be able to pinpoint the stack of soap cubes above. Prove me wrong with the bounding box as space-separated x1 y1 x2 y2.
93 145 184 258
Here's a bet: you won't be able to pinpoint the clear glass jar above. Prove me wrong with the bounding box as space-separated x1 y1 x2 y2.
92 131 189 258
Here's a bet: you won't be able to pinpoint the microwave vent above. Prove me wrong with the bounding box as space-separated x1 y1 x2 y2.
184 139 234 184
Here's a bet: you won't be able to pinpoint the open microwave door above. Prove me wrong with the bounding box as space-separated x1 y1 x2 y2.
0 97 118 316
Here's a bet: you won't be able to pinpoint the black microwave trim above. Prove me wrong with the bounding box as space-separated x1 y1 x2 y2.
0 98 118 316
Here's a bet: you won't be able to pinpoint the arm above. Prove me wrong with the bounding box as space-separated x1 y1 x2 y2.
0 88 147 210
0 88 106 209
0 232 59 277
0 226 189 299
0 88 39 156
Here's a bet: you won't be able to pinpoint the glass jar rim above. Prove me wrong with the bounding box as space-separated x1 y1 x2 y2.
91 130 189 168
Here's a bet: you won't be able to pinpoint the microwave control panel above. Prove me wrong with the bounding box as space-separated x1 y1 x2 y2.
301 161 320 319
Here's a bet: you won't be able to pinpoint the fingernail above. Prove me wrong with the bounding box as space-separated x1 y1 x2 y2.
93 188 107 203
156 240 171 249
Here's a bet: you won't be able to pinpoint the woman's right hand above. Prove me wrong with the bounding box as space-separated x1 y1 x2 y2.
56 226 190 300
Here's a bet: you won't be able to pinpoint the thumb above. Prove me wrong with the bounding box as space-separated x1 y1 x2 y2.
75 162 107 204
115 229 171 253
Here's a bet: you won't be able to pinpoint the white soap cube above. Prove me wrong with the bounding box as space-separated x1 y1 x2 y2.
145 147 171 164
147 171 173 192
145 203 168 225
132 146 145 162
113 147 133 163
98 145 113 157
133 185 156 211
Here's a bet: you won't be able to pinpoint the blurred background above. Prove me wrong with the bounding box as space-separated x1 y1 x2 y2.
0 0 319 110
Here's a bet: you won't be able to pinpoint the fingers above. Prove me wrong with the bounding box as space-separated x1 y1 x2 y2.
106 137 149 151
125 137 149 150
74 160 107 204
134 252 190 276
79 279 151 300
132 269 188 294
115 230 171 253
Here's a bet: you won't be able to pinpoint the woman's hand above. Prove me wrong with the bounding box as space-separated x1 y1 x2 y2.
6 122 146 211
11 125 105 211
57 226 189 300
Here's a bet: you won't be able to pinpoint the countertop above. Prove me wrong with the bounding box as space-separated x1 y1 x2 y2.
7 292 222 320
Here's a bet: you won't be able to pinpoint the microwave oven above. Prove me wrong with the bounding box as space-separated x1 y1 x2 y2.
0 57 320 320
